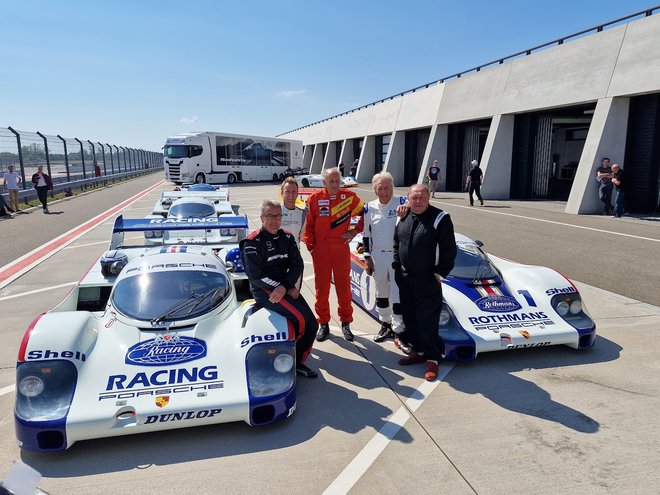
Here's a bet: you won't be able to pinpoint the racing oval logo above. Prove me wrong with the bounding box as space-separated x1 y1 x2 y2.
475 295 522 313
125 334 207 366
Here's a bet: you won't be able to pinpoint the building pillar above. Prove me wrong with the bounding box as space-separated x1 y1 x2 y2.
323 141 337 171
384 131 405 186
310 143 324 174
418 124 448 189
566 97 630 214
302 145 313 171
356 135 375 183
338 139 354 175
480 114 515 199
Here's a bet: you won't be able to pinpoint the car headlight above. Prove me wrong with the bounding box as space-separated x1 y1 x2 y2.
220 229 229 236
145 230 154 238
556 301 570 316
15 360 78 422
439 309 451 326
18 376 44 398
273 354 294 373
570 300 582 314
246 342 295 398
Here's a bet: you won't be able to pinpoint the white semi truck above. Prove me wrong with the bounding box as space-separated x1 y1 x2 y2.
163 132 303 185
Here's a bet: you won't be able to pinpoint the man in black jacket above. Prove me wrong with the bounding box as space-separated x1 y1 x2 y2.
393 184 456 381
240 200 318 378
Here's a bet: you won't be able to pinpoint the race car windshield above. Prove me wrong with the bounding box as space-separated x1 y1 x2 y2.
112 270 230 322
169 203 216 219
449 243 499 280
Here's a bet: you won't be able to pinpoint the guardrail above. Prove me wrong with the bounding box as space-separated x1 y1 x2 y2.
280 5 660 135
1 125 163 206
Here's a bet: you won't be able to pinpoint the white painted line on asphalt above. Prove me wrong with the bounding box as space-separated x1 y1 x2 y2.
433 200 660 244
0 384 15 397
62 236 143 250
0 282 77 302
323 362 456 495
353 186 660 244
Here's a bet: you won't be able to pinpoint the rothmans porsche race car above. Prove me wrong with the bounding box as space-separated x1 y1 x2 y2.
15 216 297 452
296 174 358 188
350 234 596 361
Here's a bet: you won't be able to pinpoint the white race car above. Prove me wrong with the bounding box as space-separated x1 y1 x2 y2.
350 234 596 360
295 174 358 188
149 186 233 219
15 217 297 452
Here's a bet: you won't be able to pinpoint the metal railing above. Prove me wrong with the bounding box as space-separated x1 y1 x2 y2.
1 126 163 204
280 5 660 135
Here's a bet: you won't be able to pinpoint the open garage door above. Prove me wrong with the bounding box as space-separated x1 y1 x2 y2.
446 119 491 191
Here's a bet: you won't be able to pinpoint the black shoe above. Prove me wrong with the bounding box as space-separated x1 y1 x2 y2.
394 332 413 355
316 323 330 342
296 363 318 378
480 199 484 206
341 322 354 342
374 322 395 343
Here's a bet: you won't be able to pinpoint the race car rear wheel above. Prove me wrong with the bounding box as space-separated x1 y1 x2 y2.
302 178 309 187
195 173 206 184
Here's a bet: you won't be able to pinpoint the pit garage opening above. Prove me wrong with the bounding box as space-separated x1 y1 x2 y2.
446 119 492 192
511 104 596 201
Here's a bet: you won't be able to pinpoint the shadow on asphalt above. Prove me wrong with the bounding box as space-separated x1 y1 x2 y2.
444 334 622 434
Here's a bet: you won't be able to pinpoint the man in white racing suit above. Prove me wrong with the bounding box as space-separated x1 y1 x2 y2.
362 172 408 349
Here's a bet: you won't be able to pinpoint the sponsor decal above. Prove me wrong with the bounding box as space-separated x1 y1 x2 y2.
468 312 548 325
125 335 207 366
506 342 551 350
125 263 217 274
500 334 512 346
546 286 577 296
26 349 86 362
240 331 288 348
475 295 521 313
156 395 170 408
519 330 531 339
149 218 222 225
106 365 218 391
145 408 222 424
320 206 330 217
105 311 117 328
318 199 329 206
340 194 346 200
468 311 554 331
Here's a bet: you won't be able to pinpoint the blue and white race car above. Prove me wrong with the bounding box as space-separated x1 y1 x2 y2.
15 217 296 452
296 174 358 188
350 234 596 360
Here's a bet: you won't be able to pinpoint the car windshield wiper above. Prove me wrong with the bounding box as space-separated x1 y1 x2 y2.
150 288 219 325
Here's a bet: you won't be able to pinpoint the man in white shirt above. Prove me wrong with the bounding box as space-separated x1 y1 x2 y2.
3 165 22 212
280 177 307 289
362 172 409 350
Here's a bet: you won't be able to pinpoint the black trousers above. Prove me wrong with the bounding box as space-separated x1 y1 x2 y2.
252 289 318 364
469 183 483 205
36 186 48 210
395 271 444 360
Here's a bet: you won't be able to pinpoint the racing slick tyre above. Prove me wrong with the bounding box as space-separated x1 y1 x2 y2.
195 173 206 184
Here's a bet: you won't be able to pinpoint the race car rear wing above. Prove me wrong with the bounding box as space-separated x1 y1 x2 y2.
160 190 230 202
109 214 250 249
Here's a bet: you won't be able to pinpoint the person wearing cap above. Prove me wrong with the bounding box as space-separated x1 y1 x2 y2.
466 160 484 206
427 160 440 198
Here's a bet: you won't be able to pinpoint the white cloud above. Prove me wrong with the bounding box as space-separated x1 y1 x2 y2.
180 116 198 125
277 89 307 98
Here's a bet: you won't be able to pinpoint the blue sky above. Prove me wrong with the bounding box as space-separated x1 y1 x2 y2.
0 1 656 151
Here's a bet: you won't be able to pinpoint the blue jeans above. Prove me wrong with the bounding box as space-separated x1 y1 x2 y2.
613 190 625 217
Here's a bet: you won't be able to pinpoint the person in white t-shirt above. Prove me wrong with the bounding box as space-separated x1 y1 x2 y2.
3 165 22 212
31 165 53 213
280 176 307 289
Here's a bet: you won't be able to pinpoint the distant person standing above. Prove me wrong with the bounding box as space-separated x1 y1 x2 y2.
31 165 53 214
350 158 359 176
427 160 440 198
611 163 626 218
0 194 13 217
393 184 456 381
3 165 21 212
466 160 484 206
596 157 613 215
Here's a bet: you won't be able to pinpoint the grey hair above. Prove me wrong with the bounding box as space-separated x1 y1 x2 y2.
260 199 282 217
372 171 394 192
408 183 429 197
322 167 340 179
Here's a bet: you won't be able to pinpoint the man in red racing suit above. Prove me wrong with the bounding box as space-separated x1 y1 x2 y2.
304 167 364 342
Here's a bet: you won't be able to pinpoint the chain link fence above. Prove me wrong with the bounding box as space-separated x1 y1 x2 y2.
1 126 163 205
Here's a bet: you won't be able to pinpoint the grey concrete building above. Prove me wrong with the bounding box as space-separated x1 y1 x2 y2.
280 8 660 214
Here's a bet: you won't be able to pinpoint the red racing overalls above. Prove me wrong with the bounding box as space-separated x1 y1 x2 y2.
303 188 364 324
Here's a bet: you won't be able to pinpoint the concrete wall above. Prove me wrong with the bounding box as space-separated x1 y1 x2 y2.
282 13 660 214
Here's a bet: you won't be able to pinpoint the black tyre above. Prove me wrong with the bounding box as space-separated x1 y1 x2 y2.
302 178 309 187
227 173 237 184
195 173 205 184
